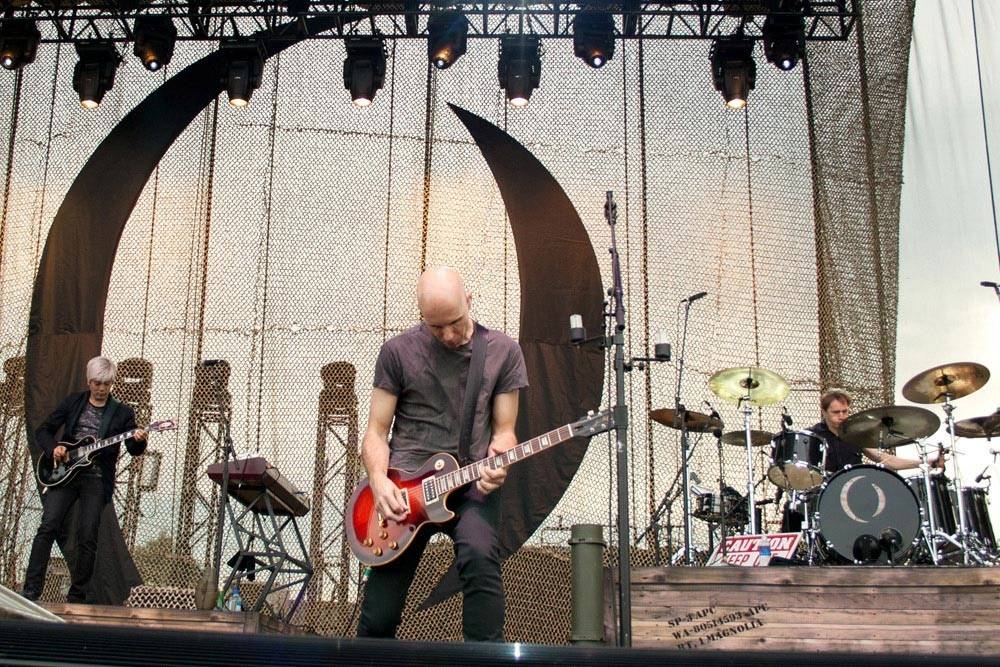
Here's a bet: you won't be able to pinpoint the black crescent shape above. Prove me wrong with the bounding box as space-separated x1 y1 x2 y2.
23 15 358 604
418 104 605 610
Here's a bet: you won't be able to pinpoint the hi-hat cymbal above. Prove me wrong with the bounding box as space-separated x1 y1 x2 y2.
952 409 1000 439
649 408 722 433
707 367 790 407
901 362 990 404
840 405 941 449
720 430 774 447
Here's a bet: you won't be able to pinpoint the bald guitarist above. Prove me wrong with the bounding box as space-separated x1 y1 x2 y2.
356 267 528 642
21 356 146 603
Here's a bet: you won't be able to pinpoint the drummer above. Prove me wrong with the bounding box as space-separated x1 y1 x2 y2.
782 390 945 532
816 390 945 473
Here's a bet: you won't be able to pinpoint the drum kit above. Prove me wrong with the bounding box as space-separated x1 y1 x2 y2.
649 360 1000 566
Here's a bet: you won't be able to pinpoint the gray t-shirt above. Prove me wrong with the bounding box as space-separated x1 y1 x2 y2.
373 322 529 470
74 402 105 441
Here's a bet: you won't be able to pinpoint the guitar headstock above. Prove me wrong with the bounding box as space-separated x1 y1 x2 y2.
147 419 178 433
571 409 615 437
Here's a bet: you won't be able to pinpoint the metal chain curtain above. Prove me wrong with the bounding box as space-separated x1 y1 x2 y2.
0 0 910 644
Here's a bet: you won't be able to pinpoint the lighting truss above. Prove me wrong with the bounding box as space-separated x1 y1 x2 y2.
7 2 857 46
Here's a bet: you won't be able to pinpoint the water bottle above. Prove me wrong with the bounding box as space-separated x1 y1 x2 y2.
757 535 772 567
227 582 243 612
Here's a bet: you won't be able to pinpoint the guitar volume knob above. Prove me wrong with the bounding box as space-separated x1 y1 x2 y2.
379 530 388 540
388 541 398 550
372 547 382 557
363 538 373 547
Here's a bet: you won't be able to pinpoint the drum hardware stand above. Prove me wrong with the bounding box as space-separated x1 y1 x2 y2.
940 394 978 565
914 443 942 565
738 395 758 535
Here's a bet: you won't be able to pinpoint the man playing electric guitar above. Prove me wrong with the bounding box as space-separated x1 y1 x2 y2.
21 356 147 602
356 267 528 642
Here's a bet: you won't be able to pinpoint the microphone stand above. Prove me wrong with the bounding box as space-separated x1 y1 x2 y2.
983 280 1000 306
675 297 696 565
606 191 632 648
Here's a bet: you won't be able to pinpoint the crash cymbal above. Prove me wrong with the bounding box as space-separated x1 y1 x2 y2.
720 430 774 447
707 367 790 407
952 409 1000 439
840 405 941 449
901 362 990 404
649 408 723 433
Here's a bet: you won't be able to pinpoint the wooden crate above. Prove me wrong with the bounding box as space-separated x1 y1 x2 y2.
630 566 1000 655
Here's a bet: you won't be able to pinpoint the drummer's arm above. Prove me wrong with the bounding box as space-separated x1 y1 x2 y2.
863 448 944 471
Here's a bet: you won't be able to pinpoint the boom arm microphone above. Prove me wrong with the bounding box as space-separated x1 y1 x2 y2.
681 291 708 303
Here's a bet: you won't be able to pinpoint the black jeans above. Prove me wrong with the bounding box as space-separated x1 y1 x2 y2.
357 486 504 642
24 473 106 602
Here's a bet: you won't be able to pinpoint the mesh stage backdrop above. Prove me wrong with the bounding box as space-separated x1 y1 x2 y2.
0 0 911 644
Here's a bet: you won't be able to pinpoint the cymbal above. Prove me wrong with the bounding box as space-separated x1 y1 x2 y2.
649 408 723 433
707 367 790 407
952 410 1000 439
901 362 990 404
720 430 774 447
840 405 941 449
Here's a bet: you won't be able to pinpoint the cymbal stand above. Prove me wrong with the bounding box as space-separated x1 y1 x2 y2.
941 394 974 565
914 442 942 565
739 395 757 535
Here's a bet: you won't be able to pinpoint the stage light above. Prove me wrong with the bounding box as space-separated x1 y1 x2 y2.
498 35 541 107
709 35 756 110
133 16 177 72
762 10 805 71
573 11 615 68
427 10 467 70
0 19 41 71
219 39 264 107
343 36 386 107
73 41 121 109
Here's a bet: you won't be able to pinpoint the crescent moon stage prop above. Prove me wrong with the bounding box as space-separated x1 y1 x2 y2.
24 14 360 604
418 105 605 610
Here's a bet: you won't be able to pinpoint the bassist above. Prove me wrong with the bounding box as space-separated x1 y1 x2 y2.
357 267 528 642
21 356 147 602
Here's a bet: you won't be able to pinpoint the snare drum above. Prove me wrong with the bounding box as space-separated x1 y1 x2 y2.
768 430 827 491
815 465 921 564
693 486 747 527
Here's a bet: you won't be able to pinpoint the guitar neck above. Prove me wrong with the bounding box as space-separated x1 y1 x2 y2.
73 427 143 459
435 423 577 495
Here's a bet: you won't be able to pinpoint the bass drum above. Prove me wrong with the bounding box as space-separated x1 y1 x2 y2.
816 465 921 564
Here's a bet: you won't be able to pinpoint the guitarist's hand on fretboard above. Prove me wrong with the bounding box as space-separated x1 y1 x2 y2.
477 437 515 495
133 429 148 442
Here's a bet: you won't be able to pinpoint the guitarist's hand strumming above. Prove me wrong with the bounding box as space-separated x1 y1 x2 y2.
371 472 409 522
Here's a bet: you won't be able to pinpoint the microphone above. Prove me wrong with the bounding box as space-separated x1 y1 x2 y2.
976 466 991 484
781 406 793 428
990 448 1000 457
681 291 708 303
702 400 721 420
569 314 586 344
879 528 903 560
982 281 999 288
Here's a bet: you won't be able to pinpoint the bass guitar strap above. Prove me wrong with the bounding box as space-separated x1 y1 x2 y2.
458 322 487 466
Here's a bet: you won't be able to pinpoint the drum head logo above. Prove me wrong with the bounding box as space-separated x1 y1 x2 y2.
839 475 887 523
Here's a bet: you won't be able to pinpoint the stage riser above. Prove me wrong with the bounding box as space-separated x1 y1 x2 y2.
630 566 1000 655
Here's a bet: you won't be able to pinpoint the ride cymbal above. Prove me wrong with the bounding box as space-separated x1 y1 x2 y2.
901 362 990 404
840 405 941 449
707 367 790 407
952 409 1000 439
720 430 774 447
649 408 723 433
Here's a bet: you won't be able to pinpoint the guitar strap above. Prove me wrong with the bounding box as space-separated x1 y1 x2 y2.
458 322 487 465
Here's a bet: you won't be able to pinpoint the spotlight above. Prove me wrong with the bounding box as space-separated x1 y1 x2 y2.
573 11 615 68
427 10 467 70
133 16 177 72
343 36 386 107
709 35 756 110
762 10 805 71
0 19 41 71
498 35 541 108
73 41 121 109
219 39 265 108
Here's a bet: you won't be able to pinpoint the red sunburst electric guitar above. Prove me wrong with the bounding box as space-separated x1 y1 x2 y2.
347 409 614 567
